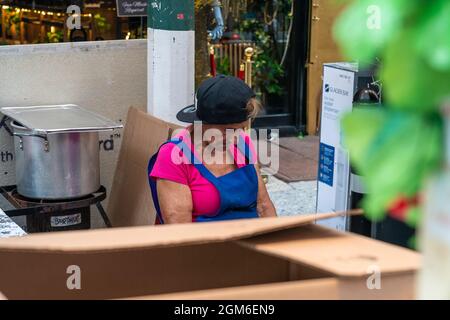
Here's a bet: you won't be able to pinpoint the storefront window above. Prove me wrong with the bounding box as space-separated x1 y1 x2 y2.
207 0 294 116
0 0 147 45
200 0 308 133
1 0 306 133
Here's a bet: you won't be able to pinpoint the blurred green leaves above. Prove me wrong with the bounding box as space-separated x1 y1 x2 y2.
381 32 450 112
334 0 411 64
342 108 443 221
240 19 285 96
335 0 450 113
415 0 450 72
334 0 450 225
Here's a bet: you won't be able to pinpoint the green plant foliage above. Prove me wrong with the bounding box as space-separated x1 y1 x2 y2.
46 30 63 43
216 55 232 76
335 0 450 227
342 108 443 222
94 14 111 34
408 235 417 250
334 0 411 64
3 7 21 37
415 0 450 71
240 18 285 96
405 206 421 229
381 30 450 113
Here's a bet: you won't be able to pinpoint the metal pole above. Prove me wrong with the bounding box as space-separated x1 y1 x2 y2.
244 47 254 131
244 47 254 88
96 202 112 228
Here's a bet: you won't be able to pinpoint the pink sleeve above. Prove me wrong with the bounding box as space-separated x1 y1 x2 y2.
150 143 189 185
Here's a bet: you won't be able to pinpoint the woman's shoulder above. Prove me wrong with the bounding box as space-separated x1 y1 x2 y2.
151 140 191 185
157 141 187 165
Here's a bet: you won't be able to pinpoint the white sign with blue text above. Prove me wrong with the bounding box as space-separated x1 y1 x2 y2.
316 63 357 231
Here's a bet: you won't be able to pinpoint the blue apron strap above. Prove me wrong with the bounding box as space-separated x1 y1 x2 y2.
236 134 255 164
148 139 183 224
148 138 222 224
177 140 219 184
148 152 163 224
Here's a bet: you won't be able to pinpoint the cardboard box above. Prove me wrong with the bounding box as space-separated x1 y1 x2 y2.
0 212 420 300
107 107 182 227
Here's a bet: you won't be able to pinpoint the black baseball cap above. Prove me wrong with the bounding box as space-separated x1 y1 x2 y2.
176 75 256 124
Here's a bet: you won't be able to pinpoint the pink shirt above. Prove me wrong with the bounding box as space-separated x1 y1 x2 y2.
150 130 257 218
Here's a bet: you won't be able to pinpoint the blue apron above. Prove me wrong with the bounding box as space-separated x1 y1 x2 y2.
148 136 259 223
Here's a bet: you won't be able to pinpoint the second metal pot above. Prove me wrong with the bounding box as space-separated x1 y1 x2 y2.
12 121 101 200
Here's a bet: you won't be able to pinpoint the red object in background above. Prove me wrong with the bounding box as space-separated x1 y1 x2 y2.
231 33 240 40
238 64 245 81
388 194 420 221
210 49 217 77
388 197 409 221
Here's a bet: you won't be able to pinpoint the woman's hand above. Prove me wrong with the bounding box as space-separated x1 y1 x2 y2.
255 164 277 217
156 179 193 223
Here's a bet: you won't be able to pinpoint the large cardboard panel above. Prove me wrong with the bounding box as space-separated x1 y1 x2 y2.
0 213 420 300
0 213 344 252
107 107 181 227
240 224 420 277
0 242 291 300
0 213 344 299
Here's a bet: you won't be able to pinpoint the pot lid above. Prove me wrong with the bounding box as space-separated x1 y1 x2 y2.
0 104 123 134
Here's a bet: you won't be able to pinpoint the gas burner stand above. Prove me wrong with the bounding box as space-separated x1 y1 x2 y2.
0 185 112 231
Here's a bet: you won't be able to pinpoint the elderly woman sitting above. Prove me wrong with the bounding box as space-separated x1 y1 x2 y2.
148 75 276 224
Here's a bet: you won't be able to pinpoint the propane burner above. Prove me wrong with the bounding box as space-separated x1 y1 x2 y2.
9 189 95 205
0 185 111 233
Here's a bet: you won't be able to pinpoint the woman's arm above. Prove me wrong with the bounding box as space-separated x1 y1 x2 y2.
255 164 277 217
156 179 193 224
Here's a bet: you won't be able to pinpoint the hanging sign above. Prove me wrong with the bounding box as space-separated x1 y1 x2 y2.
116 0 148 17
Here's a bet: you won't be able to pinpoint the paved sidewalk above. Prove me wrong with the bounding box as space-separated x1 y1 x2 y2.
263 135 319 216
266 175 317 217
271 136 319 183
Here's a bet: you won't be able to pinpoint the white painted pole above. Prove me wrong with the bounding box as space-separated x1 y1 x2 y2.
147 1 195 125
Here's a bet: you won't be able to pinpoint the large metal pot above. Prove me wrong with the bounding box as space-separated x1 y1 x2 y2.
12 121 100 200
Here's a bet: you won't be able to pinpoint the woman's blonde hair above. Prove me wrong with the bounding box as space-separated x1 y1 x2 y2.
246 98 262 120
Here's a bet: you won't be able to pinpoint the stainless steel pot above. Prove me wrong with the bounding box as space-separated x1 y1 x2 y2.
12 121 100 200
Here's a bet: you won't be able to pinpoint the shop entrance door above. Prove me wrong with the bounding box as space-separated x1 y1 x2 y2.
249 0 311 136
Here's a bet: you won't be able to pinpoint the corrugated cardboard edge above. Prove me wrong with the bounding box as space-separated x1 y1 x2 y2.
238 224 421 277
125 278 341 300
124 273 418 300
107 106 182 227
0 212 351 253
107 107 169 227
